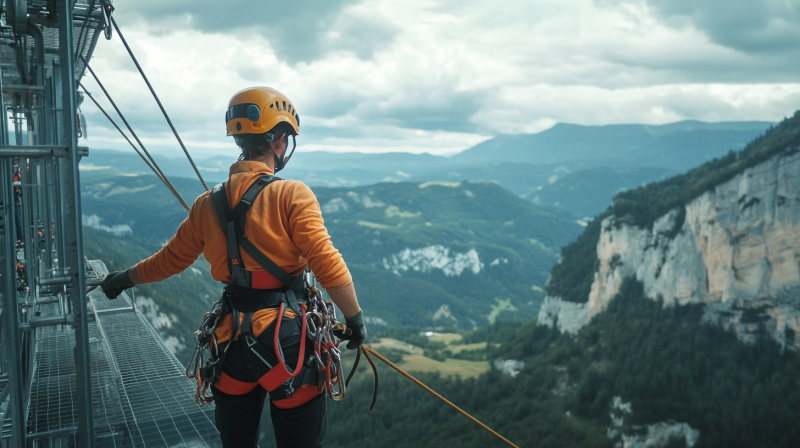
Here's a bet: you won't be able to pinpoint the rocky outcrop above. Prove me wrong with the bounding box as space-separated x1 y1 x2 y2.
608 396 700 448
383 245 483 277
541 151 800 349
494 359 525 377
538 296 589 334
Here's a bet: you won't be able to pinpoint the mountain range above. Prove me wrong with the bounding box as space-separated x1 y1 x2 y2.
85 119 772 220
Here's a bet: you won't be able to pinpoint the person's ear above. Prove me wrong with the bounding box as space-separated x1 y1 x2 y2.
271 132 287 151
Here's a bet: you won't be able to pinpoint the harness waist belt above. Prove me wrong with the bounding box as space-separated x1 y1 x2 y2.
225 292 288 313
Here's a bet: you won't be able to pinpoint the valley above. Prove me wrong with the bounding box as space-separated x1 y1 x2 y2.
80 115 800 448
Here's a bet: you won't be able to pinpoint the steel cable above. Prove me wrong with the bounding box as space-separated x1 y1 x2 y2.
79 85 191 212
110 16 210 191
80 58 191 211
361 346 520 448
80 85 168 185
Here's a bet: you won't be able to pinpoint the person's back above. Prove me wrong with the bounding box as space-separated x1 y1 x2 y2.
101 87 367 448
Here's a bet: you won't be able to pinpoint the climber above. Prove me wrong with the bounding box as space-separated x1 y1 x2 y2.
100 87 367 448
13 165 24 247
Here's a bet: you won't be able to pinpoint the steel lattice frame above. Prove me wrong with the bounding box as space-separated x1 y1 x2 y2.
0 2 221 446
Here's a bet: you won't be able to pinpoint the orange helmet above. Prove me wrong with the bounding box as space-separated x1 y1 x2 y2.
225 87 299 136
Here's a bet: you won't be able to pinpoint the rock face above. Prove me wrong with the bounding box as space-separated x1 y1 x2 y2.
608 396 700 448
540 152 800 349
538 297 589 334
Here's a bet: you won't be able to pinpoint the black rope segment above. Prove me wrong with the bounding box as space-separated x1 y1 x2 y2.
110 16 210 191
81 59 191 212
80 84 191 212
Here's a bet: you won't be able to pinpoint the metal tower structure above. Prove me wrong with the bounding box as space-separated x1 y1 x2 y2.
0 2 219 446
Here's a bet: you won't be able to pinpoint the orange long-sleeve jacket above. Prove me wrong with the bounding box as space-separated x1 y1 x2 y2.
136 160 352 339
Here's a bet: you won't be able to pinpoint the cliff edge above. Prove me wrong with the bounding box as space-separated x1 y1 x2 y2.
540 112 800 350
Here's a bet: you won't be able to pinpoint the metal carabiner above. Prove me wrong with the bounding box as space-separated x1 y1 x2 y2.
185 342 205 378
330 358 346 401
101 1 115 40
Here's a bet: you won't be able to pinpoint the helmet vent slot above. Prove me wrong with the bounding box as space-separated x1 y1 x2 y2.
282 101 287 111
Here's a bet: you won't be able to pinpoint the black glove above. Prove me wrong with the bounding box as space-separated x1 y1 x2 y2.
334 311 367 350
100 270 135 300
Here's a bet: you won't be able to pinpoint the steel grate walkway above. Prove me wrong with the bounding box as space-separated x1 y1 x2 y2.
25 260 220 447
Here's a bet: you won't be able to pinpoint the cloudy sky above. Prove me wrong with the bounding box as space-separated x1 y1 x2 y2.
80 0 800 159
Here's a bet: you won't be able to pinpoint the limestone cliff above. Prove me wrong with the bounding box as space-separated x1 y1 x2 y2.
541 150 800 349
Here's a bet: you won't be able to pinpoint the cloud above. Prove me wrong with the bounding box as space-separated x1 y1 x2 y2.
114 0 397 63
598 0 800 56
77 0 799 159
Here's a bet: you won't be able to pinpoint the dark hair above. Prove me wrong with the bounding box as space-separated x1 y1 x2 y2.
235 122 296 160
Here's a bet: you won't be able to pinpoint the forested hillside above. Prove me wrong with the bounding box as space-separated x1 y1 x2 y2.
82 172 581 360
313 181 581 327
311 114 800 447
312 279 800 448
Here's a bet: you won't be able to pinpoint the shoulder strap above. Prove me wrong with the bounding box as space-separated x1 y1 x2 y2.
213 182 250 286
212 175 296 289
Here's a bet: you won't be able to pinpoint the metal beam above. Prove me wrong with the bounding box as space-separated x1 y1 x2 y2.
0 84 46 92
0 146 89 158
57 0 94 445
1 158 26 446
38 275 71 285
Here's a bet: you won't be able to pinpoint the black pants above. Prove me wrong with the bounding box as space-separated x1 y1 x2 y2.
212 384 327 448
211 313 326 447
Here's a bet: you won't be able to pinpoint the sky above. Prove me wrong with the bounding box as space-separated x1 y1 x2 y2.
79 0 800 159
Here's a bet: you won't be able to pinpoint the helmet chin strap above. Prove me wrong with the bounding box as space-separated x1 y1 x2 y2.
273 135 296 173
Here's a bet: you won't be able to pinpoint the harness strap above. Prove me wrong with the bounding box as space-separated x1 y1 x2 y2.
237 233 295 289
212 183 249 286
236 305 307 392
212 175 297 289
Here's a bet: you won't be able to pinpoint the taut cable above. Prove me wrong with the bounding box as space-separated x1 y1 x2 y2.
110 16 210 191
80 85 191 212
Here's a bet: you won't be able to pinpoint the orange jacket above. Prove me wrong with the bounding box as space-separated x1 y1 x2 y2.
136 161 352 340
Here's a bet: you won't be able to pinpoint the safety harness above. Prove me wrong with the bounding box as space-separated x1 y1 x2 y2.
186 174 346 405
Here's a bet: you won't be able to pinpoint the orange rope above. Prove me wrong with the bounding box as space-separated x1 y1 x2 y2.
362 346 520 448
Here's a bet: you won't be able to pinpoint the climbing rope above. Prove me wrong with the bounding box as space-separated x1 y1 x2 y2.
79 84 191 211
110 15 210 191
359 345 520 448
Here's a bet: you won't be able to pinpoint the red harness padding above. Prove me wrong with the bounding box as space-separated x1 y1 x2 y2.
214 303 309 398
250 270 284 289
215 372 321 408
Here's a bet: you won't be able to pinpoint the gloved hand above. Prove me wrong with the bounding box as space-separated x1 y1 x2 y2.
100 270 135 300
334 311 367 350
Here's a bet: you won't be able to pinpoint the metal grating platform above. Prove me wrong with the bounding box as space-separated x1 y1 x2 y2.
25 260 220 447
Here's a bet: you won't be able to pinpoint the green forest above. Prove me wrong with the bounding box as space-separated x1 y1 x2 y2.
270 278 800 448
